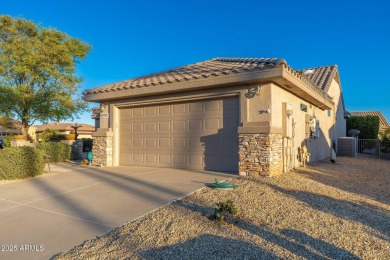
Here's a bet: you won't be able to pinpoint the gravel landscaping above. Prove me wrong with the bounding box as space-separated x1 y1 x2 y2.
54 156 390 259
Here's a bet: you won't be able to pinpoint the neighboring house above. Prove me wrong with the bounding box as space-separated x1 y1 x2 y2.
0 118 21 140
35 122 95 140
350 111 389 131
0 118 36 140
84 57 347 176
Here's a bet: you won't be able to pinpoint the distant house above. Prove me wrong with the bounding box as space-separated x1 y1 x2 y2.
83 57 348 176
35 122 95 140
350 111 389 131
0 118 21 140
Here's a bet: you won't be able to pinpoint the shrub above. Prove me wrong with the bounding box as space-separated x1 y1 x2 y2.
39 128 66 142
80 159 89 166
36 142 71 163
2 135 12 147
212 200 238 222
82 138 93 152
0 146 45 180
347 115 380 139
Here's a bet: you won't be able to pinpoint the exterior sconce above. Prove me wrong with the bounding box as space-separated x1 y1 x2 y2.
287 109 293 117
259 108 271 114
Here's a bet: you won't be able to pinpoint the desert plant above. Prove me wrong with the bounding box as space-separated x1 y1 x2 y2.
212 199 238 222
80 159 89 166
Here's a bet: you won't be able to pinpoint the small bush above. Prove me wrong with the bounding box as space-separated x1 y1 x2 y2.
80 159 89 166
36 142 71 163
212 200 238 222
39 128 66 142
3 136 12 147
0 146 45 180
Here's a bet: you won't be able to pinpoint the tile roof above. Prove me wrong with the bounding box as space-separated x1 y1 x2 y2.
350 111 389 130
298 65 338 93
83 58 284 95
0 118 21 134
35 122 95 133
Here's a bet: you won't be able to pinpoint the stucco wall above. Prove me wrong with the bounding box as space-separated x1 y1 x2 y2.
270 81 345 166
327 79 347 146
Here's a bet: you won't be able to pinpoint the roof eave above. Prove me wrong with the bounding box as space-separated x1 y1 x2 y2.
83 66 333 110
278 65 334 110
83 67 285 102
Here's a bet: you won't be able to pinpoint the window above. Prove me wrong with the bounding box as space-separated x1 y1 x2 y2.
300 104 307 112
327 110 331 117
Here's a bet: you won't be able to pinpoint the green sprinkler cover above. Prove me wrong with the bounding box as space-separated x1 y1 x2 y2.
214 179 236 189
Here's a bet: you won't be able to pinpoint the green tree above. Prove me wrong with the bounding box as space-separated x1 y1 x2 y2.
0 15 91 136
347 115 380 139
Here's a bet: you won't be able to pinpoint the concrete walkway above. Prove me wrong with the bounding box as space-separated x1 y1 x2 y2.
0 164 234 259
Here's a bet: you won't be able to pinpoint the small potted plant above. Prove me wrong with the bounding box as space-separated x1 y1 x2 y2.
64 134 76 140
13 134 26 141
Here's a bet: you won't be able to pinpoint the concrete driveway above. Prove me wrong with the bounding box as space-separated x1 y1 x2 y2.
0 164 234 259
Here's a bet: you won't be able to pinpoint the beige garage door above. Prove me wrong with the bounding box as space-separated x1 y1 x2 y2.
119 97 239 172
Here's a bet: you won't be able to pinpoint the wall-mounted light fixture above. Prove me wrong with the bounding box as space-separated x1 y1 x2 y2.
287 109 293 117
245 85 261 99
259 108 271 114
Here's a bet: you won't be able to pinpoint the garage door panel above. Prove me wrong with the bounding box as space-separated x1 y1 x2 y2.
172 121 186 131
173 104 186 114
173 154 186 165
120 97 238 172
133 154 144 163
158 155 171 164
158 105 170 114
158 122 171 131
145 154 157 164
145 107 157 115
133 108 144 117
205 119 220 130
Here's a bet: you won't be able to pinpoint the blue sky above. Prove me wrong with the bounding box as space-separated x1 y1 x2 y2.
1 0 390 125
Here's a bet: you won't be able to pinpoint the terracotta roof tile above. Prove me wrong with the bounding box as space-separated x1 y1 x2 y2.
298 65 338 92
350 111 389 130
83 58 281 95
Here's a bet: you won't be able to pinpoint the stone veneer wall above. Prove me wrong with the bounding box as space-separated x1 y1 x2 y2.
92 136 113 166
239 133 283 177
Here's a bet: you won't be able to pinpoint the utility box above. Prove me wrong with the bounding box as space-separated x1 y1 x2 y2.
337 137 357 157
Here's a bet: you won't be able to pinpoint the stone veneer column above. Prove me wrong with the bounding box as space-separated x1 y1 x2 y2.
61 140 83 160
238 133 283 177
91 130 113 166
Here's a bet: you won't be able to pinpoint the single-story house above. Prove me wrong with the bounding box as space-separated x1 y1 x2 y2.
350 111 389 131
35 122 95 140
84 57 347 176
0 118 36 140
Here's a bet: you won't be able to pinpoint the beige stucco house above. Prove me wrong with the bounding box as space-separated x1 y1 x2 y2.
84 57 347 176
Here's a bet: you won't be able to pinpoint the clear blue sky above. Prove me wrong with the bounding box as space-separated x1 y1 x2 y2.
2 0 390 125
